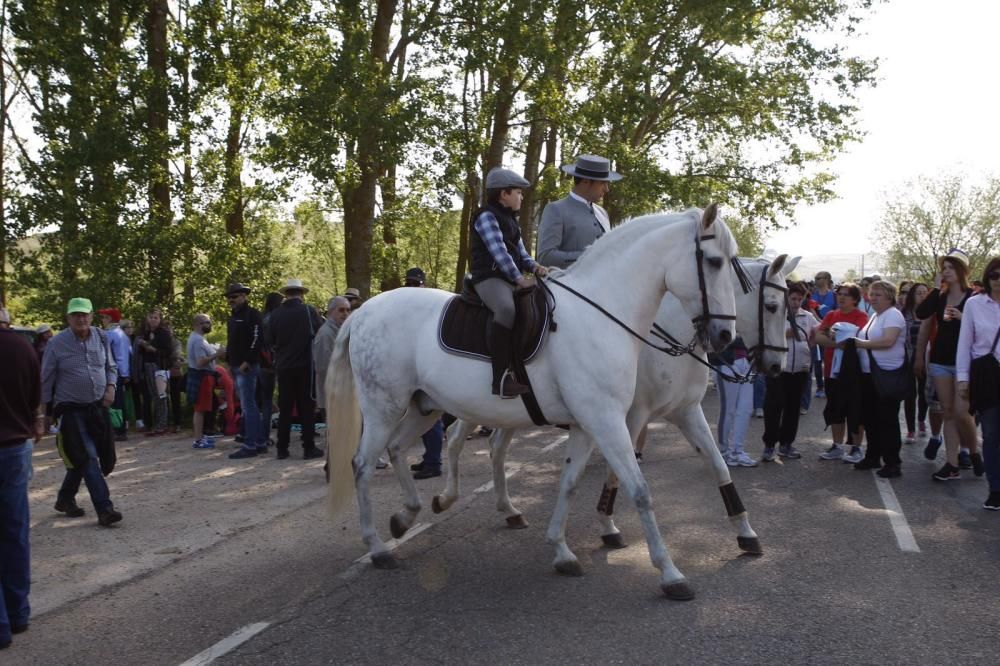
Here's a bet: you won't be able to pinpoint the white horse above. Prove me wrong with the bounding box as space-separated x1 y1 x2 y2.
326 205 741 599
433 256 800 593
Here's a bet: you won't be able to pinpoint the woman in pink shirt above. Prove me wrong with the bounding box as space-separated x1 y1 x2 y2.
956 257 1000 510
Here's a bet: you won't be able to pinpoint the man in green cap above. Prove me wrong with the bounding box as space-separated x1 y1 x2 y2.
40 298 123 526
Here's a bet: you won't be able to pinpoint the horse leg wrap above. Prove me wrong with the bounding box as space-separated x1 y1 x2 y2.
596 484 618 516
719 482 746 517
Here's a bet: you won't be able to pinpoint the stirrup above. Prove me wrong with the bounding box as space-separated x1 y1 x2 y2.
497 369 528 399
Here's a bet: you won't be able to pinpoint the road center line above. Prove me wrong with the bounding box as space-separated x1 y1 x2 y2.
872 473 920 553
179 622 270 666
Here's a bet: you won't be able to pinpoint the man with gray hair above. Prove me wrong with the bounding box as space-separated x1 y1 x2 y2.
41 298 122 527
314 296 351 406
536 154 623 269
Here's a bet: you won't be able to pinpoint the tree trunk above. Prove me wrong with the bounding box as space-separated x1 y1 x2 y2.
147 0 172 303
519 115 545 254
484 71 515 173
454 170 479 292
0 0 7 305
379 164 401 291
223 106 244 236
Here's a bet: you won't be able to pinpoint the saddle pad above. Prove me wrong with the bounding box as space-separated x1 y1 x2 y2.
438 288 550 363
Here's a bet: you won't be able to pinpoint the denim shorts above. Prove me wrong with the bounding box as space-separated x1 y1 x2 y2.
928 362 957 378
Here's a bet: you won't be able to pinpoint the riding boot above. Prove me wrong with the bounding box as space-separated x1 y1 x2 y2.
491 323 529 398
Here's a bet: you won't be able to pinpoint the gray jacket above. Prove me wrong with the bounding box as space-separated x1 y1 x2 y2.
312 318 341 405
536 195 610 268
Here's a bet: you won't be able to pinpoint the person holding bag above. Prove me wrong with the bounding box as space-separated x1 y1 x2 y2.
851 280 908 478
956 257 1000 510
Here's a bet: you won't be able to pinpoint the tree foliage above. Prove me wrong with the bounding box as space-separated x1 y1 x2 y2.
876 174 1000 283
1 0 878 328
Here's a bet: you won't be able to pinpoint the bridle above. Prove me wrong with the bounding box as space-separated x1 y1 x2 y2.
544 220 750 357
745 263 793 370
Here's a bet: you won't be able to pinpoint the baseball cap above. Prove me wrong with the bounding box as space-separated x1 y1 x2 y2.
97 307 122 322
405 267 426 284
67 297 94 314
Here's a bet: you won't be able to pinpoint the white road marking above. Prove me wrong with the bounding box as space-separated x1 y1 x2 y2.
472 434 568 495
179 622 270 666
873 473 920 553
351 522 434 565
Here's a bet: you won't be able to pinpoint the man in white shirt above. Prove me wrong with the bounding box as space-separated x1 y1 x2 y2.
762 282 820 461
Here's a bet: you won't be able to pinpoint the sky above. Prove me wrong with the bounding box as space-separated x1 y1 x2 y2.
765 0 1000 261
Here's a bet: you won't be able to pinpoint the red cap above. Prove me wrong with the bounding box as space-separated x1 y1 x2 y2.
97 307 122 322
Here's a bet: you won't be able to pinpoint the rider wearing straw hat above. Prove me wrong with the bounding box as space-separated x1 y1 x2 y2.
470 166 548 398
536 154 623 269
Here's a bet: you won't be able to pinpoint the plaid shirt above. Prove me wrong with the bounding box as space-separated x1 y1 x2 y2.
473 211 536 282
41 328 117 406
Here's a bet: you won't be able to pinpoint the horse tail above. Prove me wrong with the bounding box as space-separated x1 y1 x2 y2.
327 316 360 518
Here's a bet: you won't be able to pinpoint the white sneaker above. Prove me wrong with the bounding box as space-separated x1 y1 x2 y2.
753 408 764 418
727 451 759 467
136 419 145 430
842 446 864 464
800 407 808 415
819 444 844 460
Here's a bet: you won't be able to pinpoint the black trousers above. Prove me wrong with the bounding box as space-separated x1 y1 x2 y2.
277 366 316 451
860 374 902 466
762 371 809 447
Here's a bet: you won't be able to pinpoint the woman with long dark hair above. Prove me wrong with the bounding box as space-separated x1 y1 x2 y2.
136 309 173 436
956 257 1000 509
915 249 982 481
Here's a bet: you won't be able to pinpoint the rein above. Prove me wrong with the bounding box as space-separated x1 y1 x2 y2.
543 225 748 359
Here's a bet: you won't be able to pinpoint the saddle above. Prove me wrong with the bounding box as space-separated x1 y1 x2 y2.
438 276 552 363
438 276 555 425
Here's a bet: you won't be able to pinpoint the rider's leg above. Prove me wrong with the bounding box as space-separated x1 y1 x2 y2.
475 278 527 397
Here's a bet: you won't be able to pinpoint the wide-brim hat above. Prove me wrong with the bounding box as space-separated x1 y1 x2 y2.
224 282 252 296
560 154 623 182
939 248 970 270
343 287 361 300
278 278 309 295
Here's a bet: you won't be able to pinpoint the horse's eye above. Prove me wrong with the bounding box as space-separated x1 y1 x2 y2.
765 303 778 314
706 257 723 269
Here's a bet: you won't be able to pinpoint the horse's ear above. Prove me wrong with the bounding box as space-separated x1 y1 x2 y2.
784 255 802 276
768 254 788 278
701 203 719 229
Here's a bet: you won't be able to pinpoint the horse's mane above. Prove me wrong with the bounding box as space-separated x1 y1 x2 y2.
549 207 718 278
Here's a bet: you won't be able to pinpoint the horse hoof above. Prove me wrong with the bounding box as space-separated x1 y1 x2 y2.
371 552 400 570
601 533 627 549
554 560 584 577
389 515 409 539
737 536 763 555
661 580 696 601
506 514 529 529
431 495 446 514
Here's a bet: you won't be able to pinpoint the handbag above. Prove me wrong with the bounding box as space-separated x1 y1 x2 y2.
866 349 913 402
969 326 1000 415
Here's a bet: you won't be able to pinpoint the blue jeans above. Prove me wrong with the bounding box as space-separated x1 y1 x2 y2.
235 365 262 449
58 412 113 514
981 406 1000 492
0 440 32 640
753 374 766 411
716 370 727 437
420 420 444 470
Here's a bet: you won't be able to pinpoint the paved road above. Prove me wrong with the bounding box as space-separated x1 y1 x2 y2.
7 392 999 664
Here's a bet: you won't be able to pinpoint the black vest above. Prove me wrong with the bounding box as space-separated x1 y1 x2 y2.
469 203 526 283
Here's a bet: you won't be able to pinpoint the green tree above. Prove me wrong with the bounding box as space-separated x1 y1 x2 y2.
579 0 876 231
876 174 1000 282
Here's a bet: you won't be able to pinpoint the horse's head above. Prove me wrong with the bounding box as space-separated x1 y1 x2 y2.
737 254 800 377
663 204 739 353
